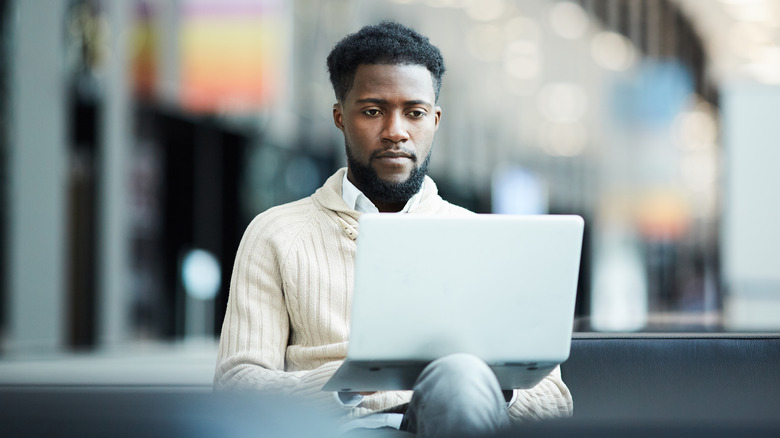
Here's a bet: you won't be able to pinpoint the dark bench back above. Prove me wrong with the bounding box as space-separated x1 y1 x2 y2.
560 334 780 420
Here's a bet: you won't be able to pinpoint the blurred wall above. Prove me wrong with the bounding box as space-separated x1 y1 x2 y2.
722 82 780 330
6 0 68 352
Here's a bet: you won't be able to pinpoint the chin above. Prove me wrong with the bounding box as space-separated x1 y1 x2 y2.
377 172 412 185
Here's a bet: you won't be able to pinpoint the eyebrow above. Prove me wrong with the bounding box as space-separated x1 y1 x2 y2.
356 98 433 108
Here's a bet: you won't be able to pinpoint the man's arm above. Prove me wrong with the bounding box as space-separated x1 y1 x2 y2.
507 366 573 420
213 212 343 409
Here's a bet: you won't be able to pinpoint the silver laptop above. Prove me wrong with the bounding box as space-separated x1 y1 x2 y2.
322 214 584 393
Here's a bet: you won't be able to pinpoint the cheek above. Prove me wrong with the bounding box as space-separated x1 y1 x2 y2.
343 126 360 148
414 124 437 146
343 126 372 160
344 121 375 147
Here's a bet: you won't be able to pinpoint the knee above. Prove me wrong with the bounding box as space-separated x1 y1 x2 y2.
409 353 509 433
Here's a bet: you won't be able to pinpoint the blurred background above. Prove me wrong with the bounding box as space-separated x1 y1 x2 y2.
0 0 779 384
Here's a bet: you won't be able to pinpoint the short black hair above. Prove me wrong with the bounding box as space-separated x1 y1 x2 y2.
327 21 446 103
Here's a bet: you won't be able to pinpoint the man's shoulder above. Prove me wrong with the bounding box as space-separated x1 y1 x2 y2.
418 176 476 216
444 202 476 216
244 197 321 240
418 192 476 217
434 201 476 218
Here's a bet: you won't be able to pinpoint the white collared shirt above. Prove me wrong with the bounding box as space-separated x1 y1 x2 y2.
342 172 423 214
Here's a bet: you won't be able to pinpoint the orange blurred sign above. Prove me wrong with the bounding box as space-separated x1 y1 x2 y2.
179 0 286 113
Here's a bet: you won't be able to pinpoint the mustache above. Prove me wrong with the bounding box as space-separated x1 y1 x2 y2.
370 147 418 162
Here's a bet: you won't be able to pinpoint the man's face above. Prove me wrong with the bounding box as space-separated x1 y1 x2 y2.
333 64 441 208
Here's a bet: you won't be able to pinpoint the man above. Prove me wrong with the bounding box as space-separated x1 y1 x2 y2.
214 21 572 436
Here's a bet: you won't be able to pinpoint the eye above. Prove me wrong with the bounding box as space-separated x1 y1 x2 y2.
363 109 381 116
408 110 426 118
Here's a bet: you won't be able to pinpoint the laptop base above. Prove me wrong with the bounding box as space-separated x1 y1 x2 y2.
322 360 558 393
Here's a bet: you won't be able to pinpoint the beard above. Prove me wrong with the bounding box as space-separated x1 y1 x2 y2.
345 142 431 205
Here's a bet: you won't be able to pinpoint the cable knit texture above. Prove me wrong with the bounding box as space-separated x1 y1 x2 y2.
214 168 573 422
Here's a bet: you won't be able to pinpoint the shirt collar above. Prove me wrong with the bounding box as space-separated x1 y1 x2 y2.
342 172 423 214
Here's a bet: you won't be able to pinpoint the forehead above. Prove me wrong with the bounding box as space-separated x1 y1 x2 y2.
347 64 436 102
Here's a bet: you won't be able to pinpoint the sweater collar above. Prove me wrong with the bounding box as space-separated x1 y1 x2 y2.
312 168 441 240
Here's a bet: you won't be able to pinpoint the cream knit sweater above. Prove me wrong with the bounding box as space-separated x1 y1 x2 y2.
214 168 573 421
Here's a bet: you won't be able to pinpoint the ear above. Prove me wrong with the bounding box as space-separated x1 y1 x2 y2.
433 106 442 132
333 103 345 132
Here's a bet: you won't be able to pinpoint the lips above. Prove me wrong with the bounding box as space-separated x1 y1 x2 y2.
373 149 416 161
376 152 411 159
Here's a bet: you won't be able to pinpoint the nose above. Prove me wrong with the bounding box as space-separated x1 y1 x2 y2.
381 111 409 144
